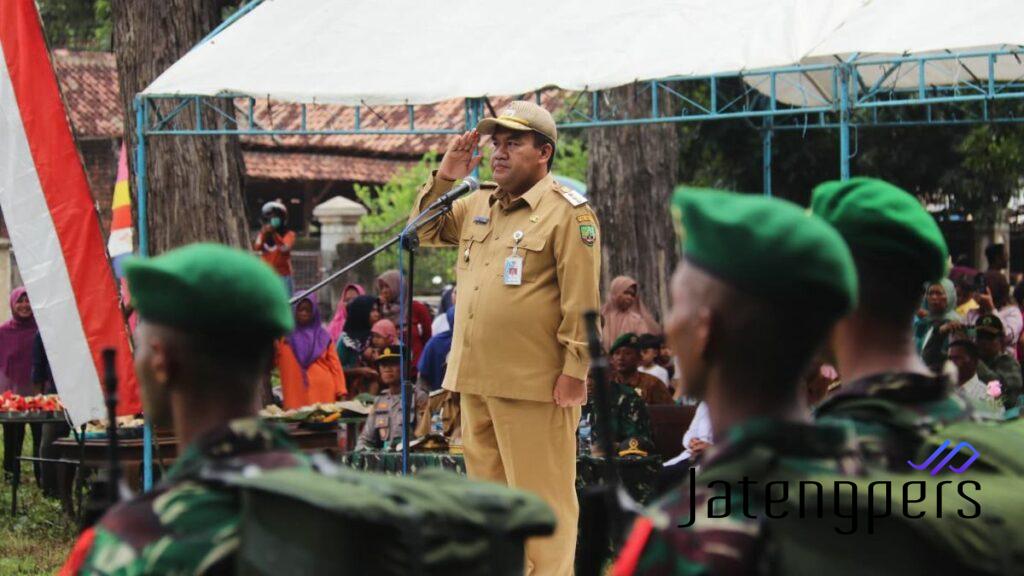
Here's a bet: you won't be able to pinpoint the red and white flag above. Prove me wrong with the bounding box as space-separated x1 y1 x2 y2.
0 0 140 425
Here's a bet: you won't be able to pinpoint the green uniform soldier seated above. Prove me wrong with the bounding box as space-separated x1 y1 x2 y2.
974 314 1023 410
355 344 428 451
583 334 654 455
810 178 1023 474
61 243 312 575
610 333 674 405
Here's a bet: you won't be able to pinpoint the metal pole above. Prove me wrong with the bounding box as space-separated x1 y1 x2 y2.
467 98 483 179
134 95 153 492
762 117 773 196
838 67 851 181
401 238 415 475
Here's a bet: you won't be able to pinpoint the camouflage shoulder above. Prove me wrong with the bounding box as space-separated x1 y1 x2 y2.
624 482 762 575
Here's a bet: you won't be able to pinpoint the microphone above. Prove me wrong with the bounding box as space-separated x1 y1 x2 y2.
425 176 480 210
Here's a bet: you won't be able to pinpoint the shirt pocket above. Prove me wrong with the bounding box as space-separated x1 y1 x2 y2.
506 236 548 283
459 226 492 271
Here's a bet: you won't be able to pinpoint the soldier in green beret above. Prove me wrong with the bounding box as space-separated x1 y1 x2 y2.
610 332 674 405
810 178 1023 475
974 314 1023 410
614 188 867 575
62 243 313 575
582 336 654 455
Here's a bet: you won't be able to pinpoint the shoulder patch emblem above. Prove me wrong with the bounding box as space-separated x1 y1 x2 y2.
579 224 597 247
576 214 594 223
559 186 588 207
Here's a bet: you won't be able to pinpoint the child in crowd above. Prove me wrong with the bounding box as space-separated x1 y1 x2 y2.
363 319 399 366
355 345 428 451
637 334 670 387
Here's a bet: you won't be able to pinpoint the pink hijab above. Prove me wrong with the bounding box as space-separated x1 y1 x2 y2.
0 288 38 394
601 276 660 351
327 283 366 341
371 319 398 345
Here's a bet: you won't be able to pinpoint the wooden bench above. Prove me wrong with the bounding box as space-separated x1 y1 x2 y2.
648 404 696 460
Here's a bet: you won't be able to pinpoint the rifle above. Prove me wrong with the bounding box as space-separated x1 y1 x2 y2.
102 348 121 508
577 311 629 575
80 348 123 528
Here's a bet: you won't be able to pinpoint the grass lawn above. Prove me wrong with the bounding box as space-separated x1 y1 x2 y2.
0 429 77 575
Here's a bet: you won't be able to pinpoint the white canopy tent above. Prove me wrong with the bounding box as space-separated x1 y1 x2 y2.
143 0 1024 107
131 0 1024 485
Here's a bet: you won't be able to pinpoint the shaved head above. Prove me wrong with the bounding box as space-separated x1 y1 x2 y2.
134 321 273 426
666 259 832 406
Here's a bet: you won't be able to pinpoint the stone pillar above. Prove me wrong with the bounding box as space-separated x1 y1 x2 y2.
314 196 367 260
313 196 372 319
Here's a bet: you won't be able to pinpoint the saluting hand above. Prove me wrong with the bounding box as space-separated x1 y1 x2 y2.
553 374 587 407
437 130 483 181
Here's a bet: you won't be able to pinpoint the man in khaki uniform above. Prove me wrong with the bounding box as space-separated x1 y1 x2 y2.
409 101 600 575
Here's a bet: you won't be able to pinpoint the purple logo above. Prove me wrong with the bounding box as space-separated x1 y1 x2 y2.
907 440 980 476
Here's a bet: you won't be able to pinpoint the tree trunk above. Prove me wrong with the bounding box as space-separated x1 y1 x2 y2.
587 84 680 320
111 0 248 254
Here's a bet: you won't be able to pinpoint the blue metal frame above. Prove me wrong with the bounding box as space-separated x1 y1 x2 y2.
132 6 1024 484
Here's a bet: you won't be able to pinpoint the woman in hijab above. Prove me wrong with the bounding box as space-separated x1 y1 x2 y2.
601 276 661 352
362 319 399 365
1 288 42 479
337 294 383 394
327 283 365 342
275 293 347 409
376 269 432 367
913 279 963 371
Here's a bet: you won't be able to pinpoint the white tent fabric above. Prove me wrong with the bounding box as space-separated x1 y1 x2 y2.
143 0 1024 108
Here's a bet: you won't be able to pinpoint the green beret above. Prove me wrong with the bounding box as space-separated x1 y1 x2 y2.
673 187 858 317
610 333 641 354
124 243 294 339
810 178 948 282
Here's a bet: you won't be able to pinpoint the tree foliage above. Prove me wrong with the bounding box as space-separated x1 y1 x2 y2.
37 0 111 50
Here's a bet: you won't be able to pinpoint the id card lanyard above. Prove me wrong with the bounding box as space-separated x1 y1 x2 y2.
504 230 524 286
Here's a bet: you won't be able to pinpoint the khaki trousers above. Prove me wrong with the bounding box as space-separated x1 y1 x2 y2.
461 392 580 576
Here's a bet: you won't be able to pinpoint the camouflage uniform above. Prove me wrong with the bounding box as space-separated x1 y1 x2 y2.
813 370 1024 475
977 353 1023 409
615 419 862 575
72 418 310 575
584 382 652 448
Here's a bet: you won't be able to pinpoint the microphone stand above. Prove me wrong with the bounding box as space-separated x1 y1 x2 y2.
290 190 468 475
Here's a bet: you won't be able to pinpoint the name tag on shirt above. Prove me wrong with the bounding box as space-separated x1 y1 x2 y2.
504 256 523 286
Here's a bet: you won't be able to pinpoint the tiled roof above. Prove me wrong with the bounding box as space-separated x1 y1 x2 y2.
50 50 563 176
240 94 561 157
243 151 414 184
53 49 123 139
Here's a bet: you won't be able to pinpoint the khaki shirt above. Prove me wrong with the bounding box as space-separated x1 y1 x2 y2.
410 172 601 402
356 387 428 450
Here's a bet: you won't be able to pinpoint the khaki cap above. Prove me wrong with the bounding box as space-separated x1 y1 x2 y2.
476 100 557 144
